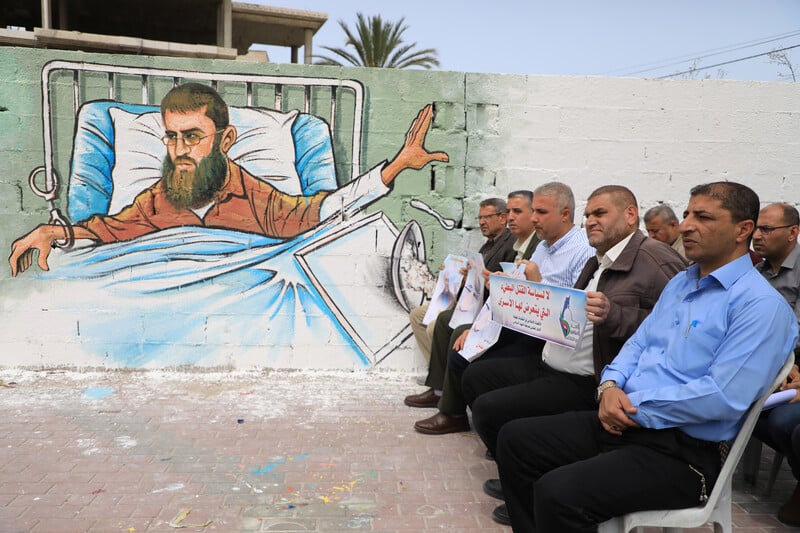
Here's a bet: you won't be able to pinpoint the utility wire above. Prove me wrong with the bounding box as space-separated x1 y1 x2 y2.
655 43 800 79
600 29 800 77
622 31 800 76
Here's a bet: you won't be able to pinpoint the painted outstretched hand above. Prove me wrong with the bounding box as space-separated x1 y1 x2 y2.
381 104 449 185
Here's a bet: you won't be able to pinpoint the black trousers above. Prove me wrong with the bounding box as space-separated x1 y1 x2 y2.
462 355 596 454
438 328 544 415
497 410 722 533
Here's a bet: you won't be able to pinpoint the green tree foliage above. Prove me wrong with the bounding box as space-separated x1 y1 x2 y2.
315 13 440 69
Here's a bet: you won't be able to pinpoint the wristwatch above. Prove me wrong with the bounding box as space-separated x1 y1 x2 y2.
596 380 617 402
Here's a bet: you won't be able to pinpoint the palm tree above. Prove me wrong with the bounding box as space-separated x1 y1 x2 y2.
315 13 440 69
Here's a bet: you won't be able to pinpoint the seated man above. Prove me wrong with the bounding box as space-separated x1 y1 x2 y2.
10 83 448 276
408 197 516 365
404 190 539 410
644 204 686 259
495 181 798 532
752 202 800 526
411 182 594 435
464 185 686 512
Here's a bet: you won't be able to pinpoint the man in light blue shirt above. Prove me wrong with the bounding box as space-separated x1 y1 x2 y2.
496 182 798 533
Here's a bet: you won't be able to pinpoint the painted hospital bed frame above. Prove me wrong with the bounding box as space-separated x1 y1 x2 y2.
22 60 426 367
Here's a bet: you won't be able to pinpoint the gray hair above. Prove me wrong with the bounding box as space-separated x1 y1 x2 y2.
533 182 575 222
480 197 508 213
644 204 679 224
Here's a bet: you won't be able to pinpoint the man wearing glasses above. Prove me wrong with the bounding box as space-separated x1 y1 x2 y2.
10 83 448 275
752 202 800 526
405 190 539 417
408 197 517 366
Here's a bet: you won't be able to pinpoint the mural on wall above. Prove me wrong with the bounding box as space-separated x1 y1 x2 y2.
5 60 451 369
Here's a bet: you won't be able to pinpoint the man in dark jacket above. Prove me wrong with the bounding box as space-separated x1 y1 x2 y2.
461 185 687 525
404 190 539 411
408 197 517 365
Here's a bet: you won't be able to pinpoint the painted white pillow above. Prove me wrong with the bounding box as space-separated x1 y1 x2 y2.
109 106 301 214
227 107 301 194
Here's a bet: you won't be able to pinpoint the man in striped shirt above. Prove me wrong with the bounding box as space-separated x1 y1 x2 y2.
411 182 593 435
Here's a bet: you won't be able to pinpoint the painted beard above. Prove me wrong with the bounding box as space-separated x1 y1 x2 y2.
162 145 228 210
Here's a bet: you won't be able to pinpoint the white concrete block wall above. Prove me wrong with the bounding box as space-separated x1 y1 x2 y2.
1 48 799 370
439 74 800 262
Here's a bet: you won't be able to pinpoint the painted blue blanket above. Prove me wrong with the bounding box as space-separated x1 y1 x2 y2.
38 226 370 367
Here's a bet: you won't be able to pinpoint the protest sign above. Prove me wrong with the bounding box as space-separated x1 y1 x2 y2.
448 252 485 328
422 254 467 325
458 263 526 361
489 275 587 349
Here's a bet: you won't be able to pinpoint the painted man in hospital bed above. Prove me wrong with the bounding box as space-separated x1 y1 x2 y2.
9 83 448 275
5 83 448 367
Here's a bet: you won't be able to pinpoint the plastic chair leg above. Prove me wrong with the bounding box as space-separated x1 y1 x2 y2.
742 438 762 485
765 452 785 496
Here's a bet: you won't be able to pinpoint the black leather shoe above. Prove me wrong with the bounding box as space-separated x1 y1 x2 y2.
414 411 470 435
492 503 511 526
483 478 504 500
404 388 439 408
778 482 800 526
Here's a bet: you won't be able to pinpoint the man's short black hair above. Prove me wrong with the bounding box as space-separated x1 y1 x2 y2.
690 182 759 224
773 203 800 227
588 185 638 212
507 190 533 204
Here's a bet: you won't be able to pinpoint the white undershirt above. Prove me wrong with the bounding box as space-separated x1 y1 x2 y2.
192 202 214 219
541 232 634 376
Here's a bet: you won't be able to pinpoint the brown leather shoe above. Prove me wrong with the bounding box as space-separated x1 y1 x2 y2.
404 388 439 408
414 411 470 435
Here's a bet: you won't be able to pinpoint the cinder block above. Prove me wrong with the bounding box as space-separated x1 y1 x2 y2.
466 103 500 135
0 181 23 215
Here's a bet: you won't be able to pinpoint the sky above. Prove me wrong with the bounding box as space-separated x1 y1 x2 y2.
250 0 800 82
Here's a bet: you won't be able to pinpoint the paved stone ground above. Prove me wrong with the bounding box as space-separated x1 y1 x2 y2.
0 368 798 533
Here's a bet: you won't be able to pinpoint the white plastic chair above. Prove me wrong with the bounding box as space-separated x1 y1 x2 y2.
743 437 786 495
598 353 795 533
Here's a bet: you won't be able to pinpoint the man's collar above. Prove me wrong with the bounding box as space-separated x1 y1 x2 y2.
513 230 536 253
214 158 244 203
782 241 800 269
541 224 579 252
494 227 512 242
688 252 754 290
598 230 636 269
759 241 800 273
485 227 509 243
